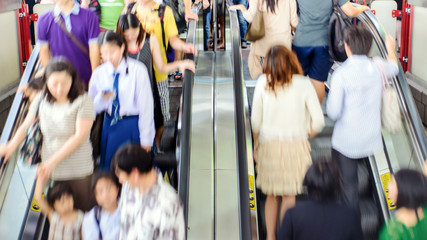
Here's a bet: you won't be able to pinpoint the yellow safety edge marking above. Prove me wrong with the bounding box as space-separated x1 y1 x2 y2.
164 171 170 184
380 172 396 210
248 174 256 211
31 197 41 212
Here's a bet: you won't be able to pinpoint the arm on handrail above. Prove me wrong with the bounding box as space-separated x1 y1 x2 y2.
0 111 36 164
341 1 370 17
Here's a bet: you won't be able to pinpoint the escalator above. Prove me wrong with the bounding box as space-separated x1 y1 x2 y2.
176 4 258 239
0 2 258 239
242 7 427 240
1 3 426 240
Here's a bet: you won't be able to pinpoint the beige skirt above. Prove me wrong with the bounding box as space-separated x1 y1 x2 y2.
256 139 312 196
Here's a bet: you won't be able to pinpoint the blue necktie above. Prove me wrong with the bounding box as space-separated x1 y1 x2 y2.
110 73 120 126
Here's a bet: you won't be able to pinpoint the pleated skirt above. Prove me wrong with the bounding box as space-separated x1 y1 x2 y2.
256 139 312 196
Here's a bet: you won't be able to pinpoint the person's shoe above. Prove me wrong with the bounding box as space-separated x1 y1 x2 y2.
241 41 248 49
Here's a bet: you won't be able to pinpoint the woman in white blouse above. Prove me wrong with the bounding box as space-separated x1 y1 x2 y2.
251 46 324 240
89 31 154 170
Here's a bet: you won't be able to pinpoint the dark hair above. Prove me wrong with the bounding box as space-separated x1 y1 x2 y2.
98 30 128 60
46 182 75 208
394 169 427 210
116 13 146 47
344 24 373 55
263 0 279 13
263 45 302 94
113 144 153 174
303 158 342 201
28 76 45 91
92 171 121 194
43 58 84 103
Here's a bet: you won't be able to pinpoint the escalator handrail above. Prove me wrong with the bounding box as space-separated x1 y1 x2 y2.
357 10 427 169
0 44 40 168
177 1 201 232
229 9 252 240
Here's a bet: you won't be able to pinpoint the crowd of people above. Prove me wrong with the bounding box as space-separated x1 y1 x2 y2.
0 0 426 239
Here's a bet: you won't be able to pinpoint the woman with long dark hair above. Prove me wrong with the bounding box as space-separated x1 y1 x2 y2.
230 0 298 80
116 13 194 151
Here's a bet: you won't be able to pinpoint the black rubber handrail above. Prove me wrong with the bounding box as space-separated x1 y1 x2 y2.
0 44 40 168
177 1 201 232
229 9 252 240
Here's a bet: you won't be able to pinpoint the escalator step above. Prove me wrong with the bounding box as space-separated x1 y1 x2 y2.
358 160 371 197
160 120 177 152
360 199 380 240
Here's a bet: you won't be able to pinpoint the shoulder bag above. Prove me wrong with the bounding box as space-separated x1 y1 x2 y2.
18 101 43 166
374 59 402 133
244 0 264 42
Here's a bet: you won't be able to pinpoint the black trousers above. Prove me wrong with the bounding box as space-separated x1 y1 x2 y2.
332 148 368 215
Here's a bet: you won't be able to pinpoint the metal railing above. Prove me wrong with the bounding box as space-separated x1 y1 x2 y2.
229 9 256 240
177 1 201 231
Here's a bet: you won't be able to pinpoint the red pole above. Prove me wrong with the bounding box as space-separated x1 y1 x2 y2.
399 0 409 72
407 5 414 72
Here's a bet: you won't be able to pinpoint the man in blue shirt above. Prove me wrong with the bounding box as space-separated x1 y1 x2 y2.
327 25 398 213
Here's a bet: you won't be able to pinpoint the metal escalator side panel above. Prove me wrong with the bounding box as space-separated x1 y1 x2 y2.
0 44 43 239
186 52 215 240
358 11 427 171
355 10 427 226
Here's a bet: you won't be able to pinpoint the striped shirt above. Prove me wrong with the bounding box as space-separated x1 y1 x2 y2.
30 93 95 180
327 55 399 158
48 210 84 240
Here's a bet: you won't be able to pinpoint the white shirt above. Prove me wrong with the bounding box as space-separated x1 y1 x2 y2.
251 74 325 142
327 55 399 158
89 58 155 146
82 207 120 240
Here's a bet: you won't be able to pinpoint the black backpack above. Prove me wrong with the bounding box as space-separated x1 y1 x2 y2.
328 0 352 62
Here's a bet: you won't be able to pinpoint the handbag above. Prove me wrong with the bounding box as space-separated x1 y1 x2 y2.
91 113 105 161
18 101 43 166
244 5 264 42
375 60 402 133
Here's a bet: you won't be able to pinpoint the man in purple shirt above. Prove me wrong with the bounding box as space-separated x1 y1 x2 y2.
38 0 100 86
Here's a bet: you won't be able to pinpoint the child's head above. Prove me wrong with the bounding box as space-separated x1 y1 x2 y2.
389 169 427 210
113 144 153 186
263 45 303 92
98 31 128 68
43 57 84 103
116 13 145 46
46 183 75 215
344 24 373 56
25 76 45 102
92 171 121 209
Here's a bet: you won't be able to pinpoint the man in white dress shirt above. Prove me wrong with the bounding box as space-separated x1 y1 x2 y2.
327 25 399 214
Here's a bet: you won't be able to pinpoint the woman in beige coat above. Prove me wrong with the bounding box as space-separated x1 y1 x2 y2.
230 0 298 79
